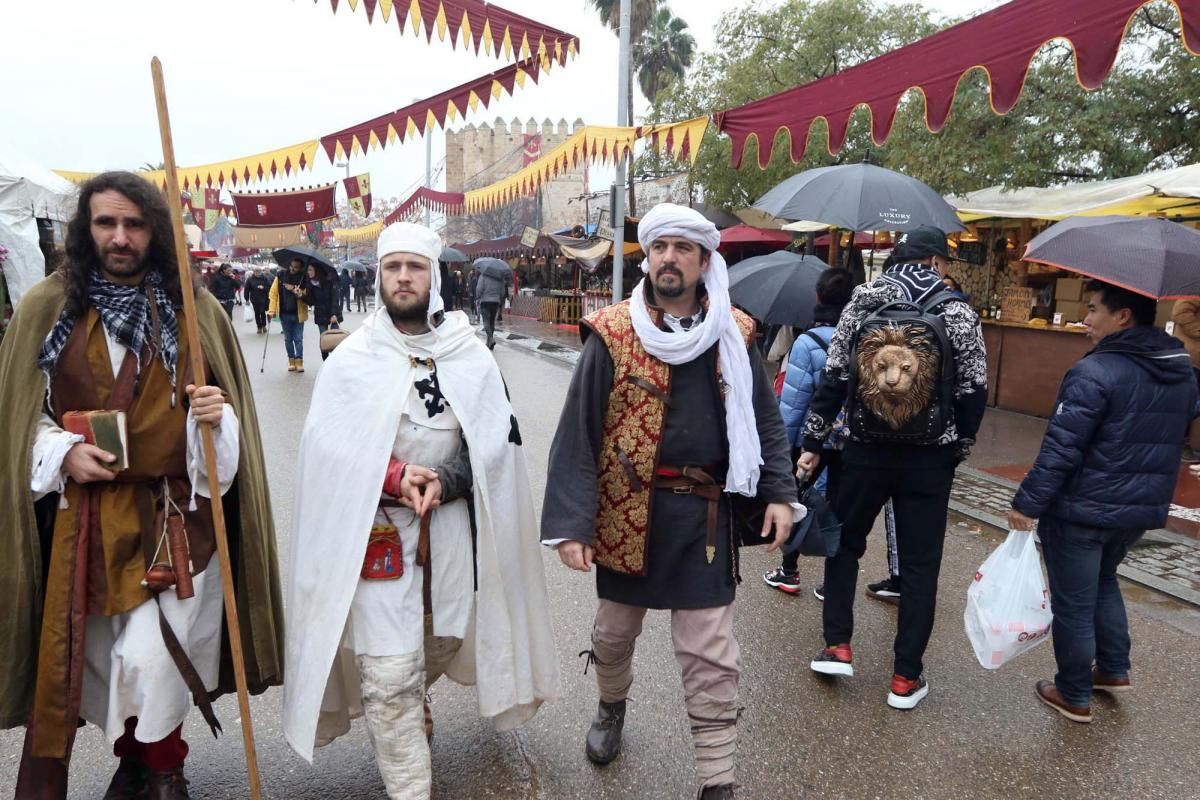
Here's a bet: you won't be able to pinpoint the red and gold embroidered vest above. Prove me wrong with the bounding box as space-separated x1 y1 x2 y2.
584 300 755 576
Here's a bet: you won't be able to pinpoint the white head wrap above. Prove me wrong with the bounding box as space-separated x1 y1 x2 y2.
630 203 762 496
376 221 444 324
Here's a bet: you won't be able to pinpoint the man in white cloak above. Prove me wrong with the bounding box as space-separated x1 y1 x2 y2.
282 221 560 799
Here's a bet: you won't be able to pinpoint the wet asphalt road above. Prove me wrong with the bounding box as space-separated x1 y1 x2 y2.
3 307 1200 799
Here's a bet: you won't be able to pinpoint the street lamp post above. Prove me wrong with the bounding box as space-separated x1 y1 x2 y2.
610 0 631 304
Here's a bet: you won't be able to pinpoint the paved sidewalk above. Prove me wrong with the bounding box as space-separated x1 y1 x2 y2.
488 315 1200 608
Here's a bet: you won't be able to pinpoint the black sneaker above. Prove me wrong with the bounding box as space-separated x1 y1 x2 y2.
813 584 825 601
763 567 802 595
866 576 900 604
810 644 853 677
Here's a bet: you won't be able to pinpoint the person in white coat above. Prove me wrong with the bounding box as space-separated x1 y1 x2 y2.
282 222 560 799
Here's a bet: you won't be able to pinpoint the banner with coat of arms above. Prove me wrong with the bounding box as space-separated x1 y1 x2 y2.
189 188 222 231
344 173 372 217
230 183 338 228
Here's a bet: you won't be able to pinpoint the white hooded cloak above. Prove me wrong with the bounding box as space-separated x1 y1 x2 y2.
282 227 560 761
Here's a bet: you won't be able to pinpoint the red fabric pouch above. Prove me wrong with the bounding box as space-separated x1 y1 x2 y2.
362 522 403 581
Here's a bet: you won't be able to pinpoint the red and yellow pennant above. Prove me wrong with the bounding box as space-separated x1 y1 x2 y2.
344 173 373 217
464 117 709 213
188 188 222 231
325 0 580 67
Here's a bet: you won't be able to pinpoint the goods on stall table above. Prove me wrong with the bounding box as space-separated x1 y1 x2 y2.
1000 286 1034 323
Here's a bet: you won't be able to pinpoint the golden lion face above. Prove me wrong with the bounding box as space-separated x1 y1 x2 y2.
856 325 939 430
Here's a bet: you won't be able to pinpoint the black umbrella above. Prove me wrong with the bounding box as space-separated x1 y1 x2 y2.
441 246 469 263
342 259 368 273
273 246 337 280
1024 215 1200 300
753 162 964 233
473 257 513 281
728 251 828 327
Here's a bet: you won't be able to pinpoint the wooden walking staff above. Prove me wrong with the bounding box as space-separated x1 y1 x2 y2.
150 57 265 800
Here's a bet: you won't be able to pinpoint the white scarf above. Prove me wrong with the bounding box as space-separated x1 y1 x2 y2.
282 308 560 760
630 204 762 496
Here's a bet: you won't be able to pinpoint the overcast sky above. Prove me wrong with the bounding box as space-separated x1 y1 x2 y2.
2 0 998 205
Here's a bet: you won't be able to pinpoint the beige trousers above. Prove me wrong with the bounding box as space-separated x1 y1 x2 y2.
358 635 463 800
590 599 740 792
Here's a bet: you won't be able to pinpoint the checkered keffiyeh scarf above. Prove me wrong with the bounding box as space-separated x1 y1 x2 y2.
39 269 179 387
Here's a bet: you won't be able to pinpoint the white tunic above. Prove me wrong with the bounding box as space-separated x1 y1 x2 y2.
30 326 239 745
349 334 473 657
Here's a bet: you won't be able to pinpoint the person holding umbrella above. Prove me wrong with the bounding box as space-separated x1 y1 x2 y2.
1006 225 1199 721
210 262 238 320
268 257 311 373
304 263 343 362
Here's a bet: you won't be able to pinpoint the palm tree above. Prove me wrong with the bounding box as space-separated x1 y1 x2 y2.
140 161 165 172
590 0 659 214
636 8 696 103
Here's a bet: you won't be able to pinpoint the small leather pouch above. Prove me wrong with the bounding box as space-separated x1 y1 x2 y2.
362 522 403 581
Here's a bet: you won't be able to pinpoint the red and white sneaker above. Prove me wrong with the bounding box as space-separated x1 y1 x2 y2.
887 674 929 710
763 567 803 595
810 644 854 677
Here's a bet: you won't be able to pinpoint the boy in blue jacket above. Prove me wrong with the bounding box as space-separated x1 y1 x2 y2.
1008 280 1197 724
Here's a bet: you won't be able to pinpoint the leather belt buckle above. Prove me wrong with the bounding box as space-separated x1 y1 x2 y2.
673 485 693 495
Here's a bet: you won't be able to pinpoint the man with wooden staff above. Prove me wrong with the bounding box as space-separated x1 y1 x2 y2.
283 222 560 800
0 171 284 799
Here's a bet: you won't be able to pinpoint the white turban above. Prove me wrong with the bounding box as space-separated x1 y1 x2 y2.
376 221 445 323
629 203 762 496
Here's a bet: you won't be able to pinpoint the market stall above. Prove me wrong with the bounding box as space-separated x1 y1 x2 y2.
946 163 1200 417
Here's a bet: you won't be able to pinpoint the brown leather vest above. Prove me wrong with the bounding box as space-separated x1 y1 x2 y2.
583 300 755 576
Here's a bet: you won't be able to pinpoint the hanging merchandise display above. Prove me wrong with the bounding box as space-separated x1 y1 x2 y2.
232 184 338 228
714 0 1200 169
344 173 373 217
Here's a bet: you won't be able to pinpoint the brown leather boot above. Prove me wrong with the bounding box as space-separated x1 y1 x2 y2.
1092 668 1132 694
287 358 298 372
295 358 305 373
102 758 149 799
146 767 190 799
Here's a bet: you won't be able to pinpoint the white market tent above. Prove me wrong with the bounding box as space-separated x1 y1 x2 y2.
0 137 75 305
946 163 1200 221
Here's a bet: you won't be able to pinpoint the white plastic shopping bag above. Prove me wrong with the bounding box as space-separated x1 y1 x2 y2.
242 303 254 323
964 530 1053 669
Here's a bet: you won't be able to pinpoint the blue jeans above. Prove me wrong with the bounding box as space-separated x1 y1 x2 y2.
280 313 304 359
1037 516 1143 707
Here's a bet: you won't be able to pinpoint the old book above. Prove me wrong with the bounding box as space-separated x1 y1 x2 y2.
61 410 129 471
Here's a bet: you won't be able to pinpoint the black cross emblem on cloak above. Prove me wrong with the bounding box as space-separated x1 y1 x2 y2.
410 355 447 418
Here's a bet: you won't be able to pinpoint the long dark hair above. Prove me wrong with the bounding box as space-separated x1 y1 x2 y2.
61 171 184 317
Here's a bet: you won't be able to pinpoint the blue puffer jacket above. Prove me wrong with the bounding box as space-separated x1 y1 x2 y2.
779 326 834 448
1013 326 1198 530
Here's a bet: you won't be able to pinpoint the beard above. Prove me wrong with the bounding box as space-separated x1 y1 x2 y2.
383 287 431 324
97 242 148 279
652 265 686 299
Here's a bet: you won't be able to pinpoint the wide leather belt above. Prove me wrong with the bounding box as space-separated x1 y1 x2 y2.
653 465 722 564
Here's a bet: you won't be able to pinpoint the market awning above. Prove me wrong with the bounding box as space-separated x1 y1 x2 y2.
947 163 1200 221
718 224 793 248
714 0 1200 169
452 234 559 260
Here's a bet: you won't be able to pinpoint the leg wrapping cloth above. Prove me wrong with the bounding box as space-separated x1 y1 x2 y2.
357 651 430 800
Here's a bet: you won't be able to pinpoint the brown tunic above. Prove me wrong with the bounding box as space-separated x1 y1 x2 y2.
31 308 217 757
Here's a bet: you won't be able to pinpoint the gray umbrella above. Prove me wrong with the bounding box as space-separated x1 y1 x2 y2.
1024 215 1200 299
441 247 469 263
753 162 964 233
728 251 829 327
341 259 368 273
473 257 513 281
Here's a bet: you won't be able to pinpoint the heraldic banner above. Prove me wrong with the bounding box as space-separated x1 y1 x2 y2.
231 183 338 228
344 173 372 217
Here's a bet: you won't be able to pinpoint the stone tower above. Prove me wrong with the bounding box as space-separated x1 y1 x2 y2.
443 117 587 244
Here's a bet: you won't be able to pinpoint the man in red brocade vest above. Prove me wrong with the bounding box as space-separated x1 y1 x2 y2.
541 203 798 800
